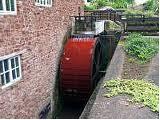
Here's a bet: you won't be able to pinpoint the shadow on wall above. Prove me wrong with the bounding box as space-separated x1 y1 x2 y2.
51 26 72 119
36 26 72 119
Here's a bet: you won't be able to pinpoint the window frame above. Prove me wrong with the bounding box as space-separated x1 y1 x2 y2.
0 0 17 15
0 55 22 89
35 0 52 7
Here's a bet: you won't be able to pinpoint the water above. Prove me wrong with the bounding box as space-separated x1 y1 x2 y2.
57 102 86 119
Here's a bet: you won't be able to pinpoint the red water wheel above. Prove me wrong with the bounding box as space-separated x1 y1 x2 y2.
60 37 102 102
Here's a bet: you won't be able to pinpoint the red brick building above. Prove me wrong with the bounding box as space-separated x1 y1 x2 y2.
0 0 83 118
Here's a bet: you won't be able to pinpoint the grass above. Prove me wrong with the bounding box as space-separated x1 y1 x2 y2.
103 79 159 112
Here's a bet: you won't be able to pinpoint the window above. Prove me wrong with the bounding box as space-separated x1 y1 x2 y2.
0 0 16 15
0 55 22 88
35 0 52 7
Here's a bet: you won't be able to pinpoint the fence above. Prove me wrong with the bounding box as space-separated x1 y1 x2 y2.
84 10 121 21
121 14 159 35
71 15 122 34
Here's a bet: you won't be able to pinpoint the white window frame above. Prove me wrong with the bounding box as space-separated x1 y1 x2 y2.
0 0 17 15
35 0 52 7
0 55 22 89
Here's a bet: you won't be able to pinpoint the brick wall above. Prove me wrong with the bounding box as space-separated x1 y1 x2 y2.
0 0 84 118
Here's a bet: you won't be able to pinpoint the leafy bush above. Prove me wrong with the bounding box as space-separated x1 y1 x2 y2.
123 0 159 16
125 9 143 14
145 0 159 14
124 33 158 63
90 0 111 9
103 79 159 112
110 0 128 9
85 0 133 10
104 20 122 31
84 4 97 10
144 10 156 17
93 0 109 8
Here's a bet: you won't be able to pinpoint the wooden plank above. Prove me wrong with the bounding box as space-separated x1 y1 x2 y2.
126 28 159 32
144 17 159 21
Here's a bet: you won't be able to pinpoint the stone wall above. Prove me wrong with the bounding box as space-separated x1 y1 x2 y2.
0 0 84 118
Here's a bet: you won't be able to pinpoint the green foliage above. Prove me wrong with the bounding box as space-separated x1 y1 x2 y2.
145 0 159 14
85 0 135 10
126 0 134 5
110 0 128 9
144 10 156 17
104 20 122 31
103 79 159 112
93 0 109 8
124 33 159 63
109 0 134 8
90 0 111 9
84 4 97 10
109 0 134 4
125 9 143 15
